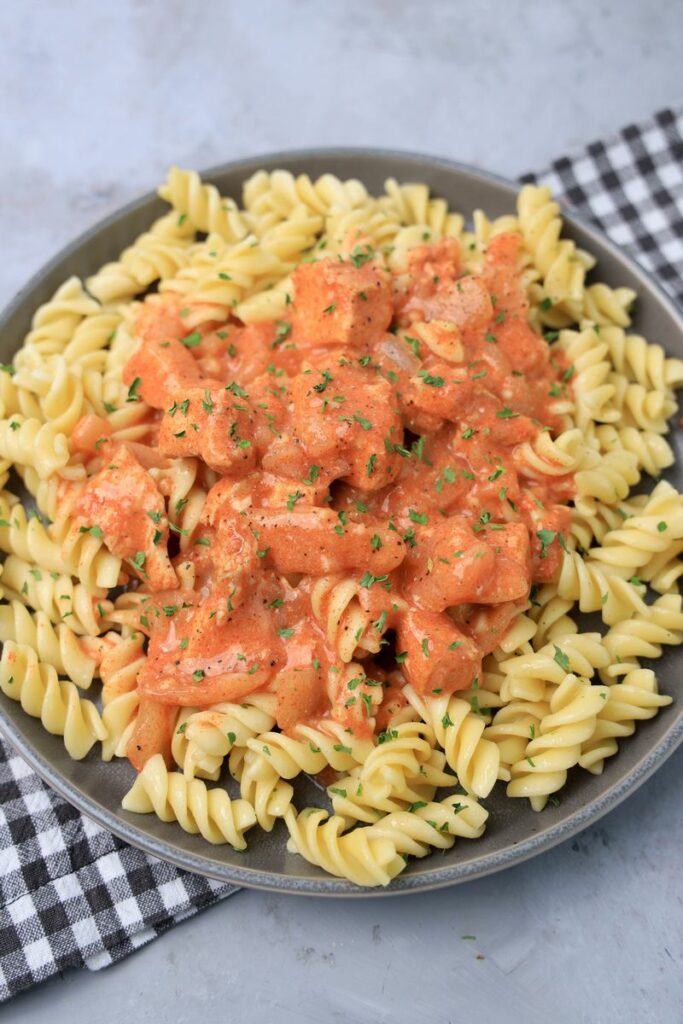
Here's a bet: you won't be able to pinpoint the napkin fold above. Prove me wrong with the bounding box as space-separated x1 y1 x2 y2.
1 104 682 1002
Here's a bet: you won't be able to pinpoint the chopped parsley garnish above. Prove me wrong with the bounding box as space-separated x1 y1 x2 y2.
226 381 249 398
181 332 202 348
418 371 445 388
353 412 373 430
536 529 556 560
302 465 320 485
78 525 103 538
553 646 570 671
359 571 389 590
286 490 304 511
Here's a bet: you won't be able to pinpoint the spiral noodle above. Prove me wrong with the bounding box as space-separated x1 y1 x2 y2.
86 215 196 303
609 375 677 433
506 674 609 809
325 202 402 253
0 415 69 479
13 356 86 434
496 632 610 704
528 586 577 647
100 632 146 702
172 693 278 780
638 540 683 594
517 185 594 322
363 794 489 850
579 669 672 773
50 516 122 593
0 601 96 688
586 481 683 572
350 720 437 791
236 746 295 831
284 807 405 887
601 594 683 665
0 641 106 759
1 553 111 635
484 699 550 772
403 685 501 798
159 166 253 242
62 311 122 371
327 752 453 825
581 284 636 327
122 754 257 849
556 549 649 626
101 689 140 761
243 169 369 221
309 576 390 662
513 428 584 480
599 324 683 393
244 719 373 781
152 458 207 551
558 326 619 430
20 277 100 360
589 423 674 478
574 447 641 513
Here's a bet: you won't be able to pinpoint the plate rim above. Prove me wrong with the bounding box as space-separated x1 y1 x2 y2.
1 146 682 897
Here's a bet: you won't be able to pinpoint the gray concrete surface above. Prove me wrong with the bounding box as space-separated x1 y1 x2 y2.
1 1 682 1021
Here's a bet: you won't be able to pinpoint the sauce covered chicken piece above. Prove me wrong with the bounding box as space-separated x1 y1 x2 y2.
282 361 403 490
158 383 257 475
249 507 405 577
293 258 393 349
396 608 482 696
400 517 530 612
71 444 176 591
123 299 206 409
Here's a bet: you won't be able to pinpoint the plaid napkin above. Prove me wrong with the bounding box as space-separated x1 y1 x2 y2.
1 105 682 1002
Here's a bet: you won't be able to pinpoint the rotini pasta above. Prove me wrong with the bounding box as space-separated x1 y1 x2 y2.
122 753 257 848
0 641 106 759
1 167 681 887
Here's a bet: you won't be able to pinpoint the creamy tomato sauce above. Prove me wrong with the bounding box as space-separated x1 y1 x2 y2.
71 232 574 770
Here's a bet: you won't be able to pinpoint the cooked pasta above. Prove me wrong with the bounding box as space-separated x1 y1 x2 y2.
0 640 105 758
1 167 681 886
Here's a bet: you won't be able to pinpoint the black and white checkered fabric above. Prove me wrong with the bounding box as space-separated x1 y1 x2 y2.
521 107 683 307
1 105 682 1002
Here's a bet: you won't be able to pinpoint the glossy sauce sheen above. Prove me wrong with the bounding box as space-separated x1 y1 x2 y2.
71 233 573 769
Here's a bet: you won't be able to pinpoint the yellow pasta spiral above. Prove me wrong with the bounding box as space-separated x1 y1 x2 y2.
159 166 253 242
507 674 609 809
0 601 96 688
0 641 106 759
0 415 69 479
579 668 672 773
172 693 277 780
404 685 501 798
122 754 257 849
284 807 404 887
1 553 111 635
20 277 100 359
309 575 392 662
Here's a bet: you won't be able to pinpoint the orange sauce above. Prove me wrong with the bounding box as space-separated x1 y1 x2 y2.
70 232 574 764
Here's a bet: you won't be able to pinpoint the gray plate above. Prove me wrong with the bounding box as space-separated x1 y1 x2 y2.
1 149 682 896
